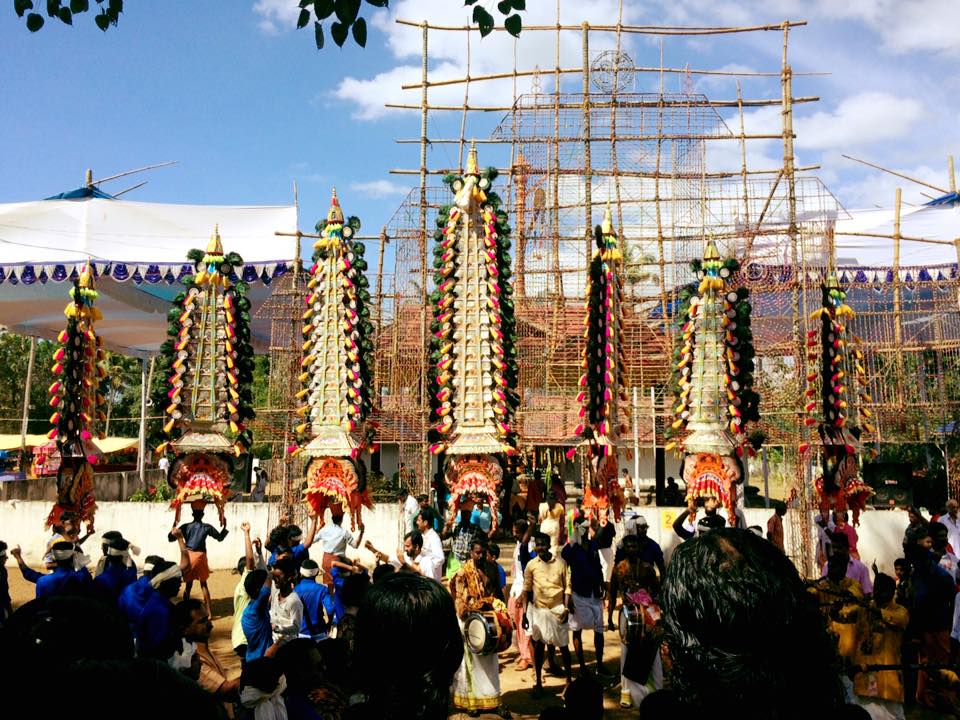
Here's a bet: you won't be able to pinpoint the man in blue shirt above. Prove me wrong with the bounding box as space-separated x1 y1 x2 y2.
241 568 277 662
562 520 609 676
169 506 229 617
318 512 364 556
295 558 335 640
94 532 138 602
12 541 93 599
137 558 186 660
267 513 319 569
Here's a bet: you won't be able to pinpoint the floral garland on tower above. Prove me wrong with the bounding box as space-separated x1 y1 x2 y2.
566 206 630 520
801 274 874 524
288 191 376 529
152 228 255 523
46 265 108 530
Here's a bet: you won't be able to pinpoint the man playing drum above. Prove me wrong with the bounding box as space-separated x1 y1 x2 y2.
610 534 663 709
449 536 512 718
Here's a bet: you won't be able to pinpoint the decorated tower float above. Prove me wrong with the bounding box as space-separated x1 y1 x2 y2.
427 146 518 530
289 190 375 530
154 228 256 524
46 265 108 531
664 241 759 523
566 205 629 520
800 273 874 524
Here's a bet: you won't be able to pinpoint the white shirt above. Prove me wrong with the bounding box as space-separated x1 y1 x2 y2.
403 495 420 534
271 590 303 643
510 540 535 598
941 513 960 555
318 524 359 555
421 527 444 565
410 551 442 582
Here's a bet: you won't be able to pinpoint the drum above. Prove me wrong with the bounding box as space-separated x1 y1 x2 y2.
618 603 644 645
464 610 513 655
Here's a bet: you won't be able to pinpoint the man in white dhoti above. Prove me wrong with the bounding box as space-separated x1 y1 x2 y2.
522 531 573 697
449 537 511 718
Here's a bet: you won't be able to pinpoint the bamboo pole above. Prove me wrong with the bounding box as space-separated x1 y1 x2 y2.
654 41 670 356
949 155 957 194
842 154 951 195
395 132 788 144
384 96 819 112
545 0 563 386
892 187 905 403
19 336 36 458
399 64 827 89
834 231 953 246
395 18 808 34
389 165 819 178
418 21 430 494
581 22 593 272
610 2 626 242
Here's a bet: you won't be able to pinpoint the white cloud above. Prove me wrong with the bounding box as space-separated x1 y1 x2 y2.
796 92 924 150
253 0 301 34
350 179 412 198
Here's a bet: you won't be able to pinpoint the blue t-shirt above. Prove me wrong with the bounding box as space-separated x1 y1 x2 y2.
175 521 228 553
330 567 348 624
268 543 308 568
137 591 178 660
95 563 138 601
295 578 335 638
35 566 93 599
118 576 154 630
242 585 273 661
496 564 506 591
561 541 604 599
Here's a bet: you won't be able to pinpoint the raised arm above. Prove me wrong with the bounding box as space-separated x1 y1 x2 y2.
11 545 42 584
673 509 695 540
350 523 365 549
303 513 319 551
209 522 229 543
169 528 190 573
241 522 255 572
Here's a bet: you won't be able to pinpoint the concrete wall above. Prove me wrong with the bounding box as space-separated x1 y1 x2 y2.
0 499 913 578
1 500 404 571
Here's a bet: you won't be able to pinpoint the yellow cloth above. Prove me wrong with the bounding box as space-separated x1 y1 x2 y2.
852 601 909 703
809 576 863 659
523 555 571 610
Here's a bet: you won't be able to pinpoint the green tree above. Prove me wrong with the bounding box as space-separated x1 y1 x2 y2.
11 0 526 47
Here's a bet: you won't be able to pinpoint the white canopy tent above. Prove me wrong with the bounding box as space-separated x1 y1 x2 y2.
0 196 299 356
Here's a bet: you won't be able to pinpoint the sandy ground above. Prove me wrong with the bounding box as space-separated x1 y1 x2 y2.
8 568 638 719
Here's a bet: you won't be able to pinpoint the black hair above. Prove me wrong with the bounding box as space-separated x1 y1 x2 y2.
273 556 296 578
488 543 501 559
267 525 287 552
244 569 268 600
275 638 323 694
235 556 247 574
537 708 569 720
893 557 909 569
661 529 844 720
397 488 409 498
404 530 424 548
622 533 640 546
372 564 396 583
873 573 896 600
353 573 463 720
513 518 528 533
533 531 550 545
143 554 165 578
287 524 303 539
241 656 283 694
173 598 205 633
417 507 435 527
340 571 371 609
0 540 7 552
470 535 488 551
331 513 345 526
564 673 603 720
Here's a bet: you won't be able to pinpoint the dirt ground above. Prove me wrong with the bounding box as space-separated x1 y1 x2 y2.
8 568 637 719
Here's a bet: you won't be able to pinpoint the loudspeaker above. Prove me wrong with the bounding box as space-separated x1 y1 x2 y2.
863 462 913 509
231 454 253 493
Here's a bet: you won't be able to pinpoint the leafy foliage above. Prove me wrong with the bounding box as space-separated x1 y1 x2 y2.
13 0 122 33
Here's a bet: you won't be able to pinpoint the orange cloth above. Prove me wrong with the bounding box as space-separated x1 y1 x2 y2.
851 601 909 703
184 550 210 583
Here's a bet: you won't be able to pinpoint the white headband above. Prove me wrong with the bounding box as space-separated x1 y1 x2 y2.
106 546 129 557
288 534 303 544
52 546 76 561
300 566 320 578
142 561 156 575
150 564 183 588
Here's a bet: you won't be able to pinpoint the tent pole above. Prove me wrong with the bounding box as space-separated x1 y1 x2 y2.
137 357 152 487
19 336 36 459
949 155 957 194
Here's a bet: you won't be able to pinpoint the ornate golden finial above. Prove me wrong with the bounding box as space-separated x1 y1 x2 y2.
825 272 840 289
327 187 344 225
466 142 479 176
601 200 614 235
703 238 720 261
206 224 224 255
79 263 95 289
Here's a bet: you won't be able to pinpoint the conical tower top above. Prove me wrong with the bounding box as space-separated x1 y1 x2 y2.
825 272 840 289
327 187 344 225
466 142 479 176
601 201 614 236
78 263 95 290
703 238 720 261
206 224 223 255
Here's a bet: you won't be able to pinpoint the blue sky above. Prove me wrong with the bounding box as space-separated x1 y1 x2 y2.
0 0 957 249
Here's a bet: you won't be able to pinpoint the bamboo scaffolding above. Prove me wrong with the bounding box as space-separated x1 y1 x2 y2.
389 165 820 177
395 19 808 34
385 96 819 111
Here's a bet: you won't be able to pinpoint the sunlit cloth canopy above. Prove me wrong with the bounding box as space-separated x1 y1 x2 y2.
834 201 960 270
0 197 298 356
0 434 138 453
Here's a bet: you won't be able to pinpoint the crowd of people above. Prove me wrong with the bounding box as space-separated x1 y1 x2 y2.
2 491 960 719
